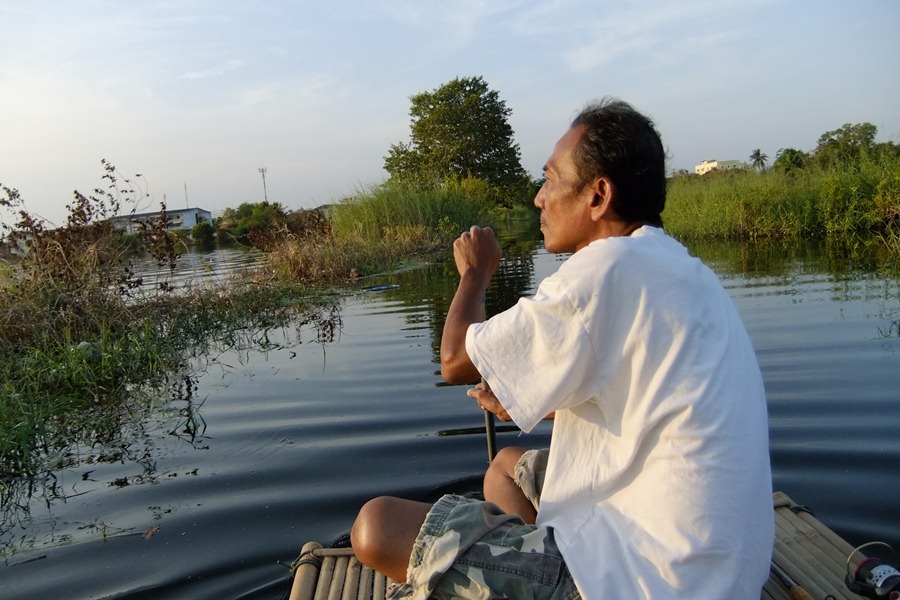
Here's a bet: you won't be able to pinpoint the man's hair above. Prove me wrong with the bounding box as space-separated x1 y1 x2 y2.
570 98 666 227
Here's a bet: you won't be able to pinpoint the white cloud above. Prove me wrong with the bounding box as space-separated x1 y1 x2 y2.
182 59 246 80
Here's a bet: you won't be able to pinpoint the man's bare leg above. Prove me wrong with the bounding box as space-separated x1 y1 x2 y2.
350 496 431 582
483 446 536 524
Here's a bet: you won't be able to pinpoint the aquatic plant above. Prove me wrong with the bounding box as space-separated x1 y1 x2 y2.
0 163 340 480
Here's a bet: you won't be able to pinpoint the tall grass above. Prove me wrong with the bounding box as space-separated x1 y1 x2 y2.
331 177 493 241
664 153 900 246
266 178 495 283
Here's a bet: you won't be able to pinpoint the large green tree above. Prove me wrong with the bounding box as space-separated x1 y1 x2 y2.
384 76 529 195
813 122 877 167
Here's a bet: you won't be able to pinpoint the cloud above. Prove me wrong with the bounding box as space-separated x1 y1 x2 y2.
182 58 246 80
506 0 779 74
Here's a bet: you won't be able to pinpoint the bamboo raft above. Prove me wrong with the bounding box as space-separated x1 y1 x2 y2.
289 491 866 600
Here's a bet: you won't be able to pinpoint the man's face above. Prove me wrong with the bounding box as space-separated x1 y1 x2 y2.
534 125 596 254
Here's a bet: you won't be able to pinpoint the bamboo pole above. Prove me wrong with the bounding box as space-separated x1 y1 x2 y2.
314 556 336 600
290 542 324 600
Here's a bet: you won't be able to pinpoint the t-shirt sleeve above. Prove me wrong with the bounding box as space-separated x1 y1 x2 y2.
465 275 601 433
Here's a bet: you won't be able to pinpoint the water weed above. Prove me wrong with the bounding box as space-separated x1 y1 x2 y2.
1 163 339 479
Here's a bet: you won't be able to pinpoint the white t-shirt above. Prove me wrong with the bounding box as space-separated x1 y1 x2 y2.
466 226 773 599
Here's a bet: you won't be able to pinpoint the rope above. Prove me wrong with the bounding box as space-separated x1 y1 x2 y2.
790 504 815 517
289 549 322 575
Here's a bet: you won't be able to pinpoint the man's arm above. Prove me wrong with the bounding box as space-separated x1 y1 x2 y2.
440 226 502 384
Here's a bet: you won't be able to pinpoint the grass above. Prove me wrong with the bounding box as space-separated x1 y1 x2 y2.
265 177 496 284
664 153 900 247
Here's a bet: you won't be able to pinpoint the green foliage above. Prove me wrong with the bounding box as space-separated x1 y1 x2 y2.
667 120 900 243
813 122 878 168
216 201 288 244
191 220 216 247
384 76 533 208
665 150 900 242
263 178 495 285
0 163 181 475
331 177 492 243
772 148 809 173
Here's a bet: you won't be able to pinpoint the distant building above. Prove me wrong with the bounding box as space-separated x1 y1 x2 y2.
109 207 213 235
694 159 744 175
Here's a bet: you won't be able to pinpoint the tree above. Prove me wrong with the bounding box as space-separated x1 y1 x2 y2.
384 76 529 196
217 201 287 244
813 122 877 167
749 149 768 172
772 148 808 173
191 220 215 247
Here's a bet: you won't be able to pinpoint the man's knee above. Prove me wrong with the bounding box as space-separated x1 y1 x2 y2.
351 496 430 578
486 446 528 484
495 445 528 467
351 496 393 563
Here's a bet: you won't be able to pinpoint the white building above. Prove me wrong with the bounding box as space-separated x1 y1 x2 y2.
110 207 213 235
694 159 744 175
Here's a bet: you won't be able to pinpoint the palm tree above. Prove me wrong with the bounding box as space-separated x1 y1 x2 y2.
750 149 768 172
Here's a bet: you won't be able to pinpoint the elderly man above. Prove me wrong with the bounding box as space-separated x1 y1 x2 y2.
351 98 773 599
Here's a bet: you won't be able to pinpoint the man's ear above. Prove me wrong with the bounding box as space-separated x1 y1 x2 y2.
589 177 615 221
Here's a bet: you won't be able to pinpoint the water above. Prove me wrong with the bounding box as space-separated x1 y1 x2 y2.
1 238 899 599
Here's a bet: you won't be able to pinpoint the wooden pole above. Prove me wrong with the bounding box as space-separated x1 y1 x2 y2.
478 296 497 462
770 561 816 600
290 541 323 600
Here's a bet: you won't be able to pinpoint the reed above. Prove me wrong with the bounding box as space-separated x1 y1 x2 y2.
330 178 492 243
266 178 495 284
664 153 900 243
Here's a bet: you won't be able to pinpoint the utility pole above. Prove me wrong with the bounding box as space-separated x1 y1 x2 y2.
258 167 268 202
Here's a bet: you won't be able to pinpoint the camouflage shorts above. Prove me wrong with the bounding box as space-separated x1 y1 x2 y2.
389 450 578 600
514 448 549 511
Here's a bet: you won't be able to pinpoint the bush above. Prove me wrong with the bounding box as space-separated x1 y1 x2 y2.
191 221 216 247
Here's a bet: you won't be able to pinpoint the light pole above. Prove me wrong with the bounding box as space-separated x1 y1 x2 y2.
258 167 268 202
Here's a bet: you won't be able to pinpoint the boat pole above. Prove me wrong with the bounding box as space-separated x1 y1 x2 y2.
479 295 497 462
770 562 815 600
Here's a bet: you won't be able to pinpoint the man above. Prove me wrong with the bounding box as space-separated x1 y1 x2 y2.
351 98 773 599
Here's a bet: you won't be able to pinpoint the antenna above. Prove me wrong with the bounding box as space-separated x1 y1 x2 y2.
258 167 268 202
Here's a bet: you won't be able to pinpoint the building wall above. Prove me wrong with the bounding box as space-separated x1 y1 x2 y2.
694 159 744 175
109 208 212 235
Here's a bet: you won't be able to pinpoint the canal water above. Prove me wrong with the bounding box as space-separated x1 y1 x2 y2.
1 235 899 599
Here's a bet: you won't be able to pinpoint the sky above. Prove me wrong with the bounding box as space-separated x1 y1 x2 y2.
2 0 899 226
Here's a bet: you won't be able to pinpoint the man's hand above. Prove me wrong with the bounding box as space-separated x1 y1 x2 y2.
453 226 502 281
467 383 511 422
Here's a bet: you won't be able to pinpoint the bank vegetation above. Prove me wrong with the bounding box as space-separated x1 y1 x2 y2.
664 123 900 249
